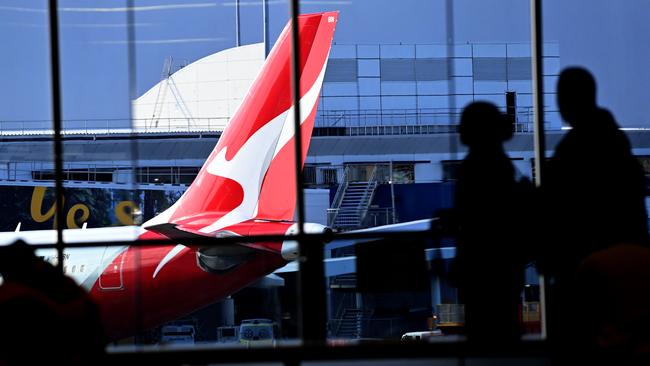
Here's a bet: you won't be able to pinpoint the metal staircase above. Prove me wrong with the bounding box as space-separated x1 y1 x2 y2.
329 273 357 289
334 181 377 228
334 308 365 339
327 166 381 229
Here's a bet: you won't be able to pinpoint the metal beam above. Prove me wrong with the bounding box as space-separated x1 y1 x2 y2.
288 1 327 344
531 0 546 186
263 0 270 57
47 0 65 273
235 0 241 47
530 0 548 340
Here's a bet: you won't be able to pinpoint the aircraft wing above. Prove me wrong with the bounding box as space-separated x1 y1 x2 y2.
274 218 456 277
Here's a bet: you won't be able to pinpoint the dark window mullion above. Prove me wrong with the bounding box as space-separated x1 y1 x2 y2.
47 0 65 273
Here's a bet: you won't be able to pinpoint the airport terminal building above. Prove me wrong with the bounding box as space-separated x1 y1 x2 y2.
0 41 570 229
1 42 649 231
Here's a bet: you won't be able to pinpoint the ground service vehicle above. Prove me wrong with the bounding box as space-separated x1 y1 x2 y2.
160 325 196 344
239 319 278 346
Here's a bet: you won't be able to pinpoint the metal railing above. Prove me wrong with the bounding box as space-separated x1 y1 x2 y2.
313 107 557 136
330 308 366 339
437 304 465 326
316 107 536 126
346 124 459 136
316 108 465 127
327 166 350 226
308 163 414 188
3 161 409 189
326 208 339 227
328 317 404 340
0 118 229 135
0 108 555 137
364 208 397 227
0 161 198 187
327 207 396 229
356 166 379 225
327 166 380 229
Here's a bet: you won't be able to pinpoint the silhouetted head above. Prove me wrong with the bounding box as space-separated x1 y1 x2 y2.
557 67 597 126
0 240 36 278
459 102 512 149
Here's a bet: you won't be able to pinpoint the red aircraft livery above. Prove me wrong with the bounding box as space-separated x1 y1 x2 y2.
0 12 338 340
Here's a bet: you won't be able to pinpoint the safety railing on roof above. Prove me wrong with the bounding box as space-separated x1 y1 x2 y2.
0 108 555 137
0 118 229 135
0 161 198 187
312 107 553 136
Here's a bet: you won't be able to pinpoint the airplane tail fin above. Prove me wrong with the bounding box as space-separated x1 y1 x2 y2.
144 12 338 233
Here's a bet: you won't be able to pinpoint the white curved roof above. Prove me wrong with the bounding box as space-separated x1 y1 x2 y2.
132 43 265 132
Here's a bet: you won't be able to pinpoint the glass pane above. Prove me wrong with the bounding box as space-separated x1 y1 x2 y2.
47 0 308 350
2 0 561 360
541 0 650 353
0 2 82 362
54 0 142 344
0 0 54 232
58 0 136 230
0 0 69 247
307 0 540 344
98 0 315 349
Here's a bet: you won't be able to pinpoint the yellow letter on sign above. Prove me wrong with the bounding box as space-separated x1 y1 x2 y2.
67 203 90 229
31 186 59 223
116 200 139 226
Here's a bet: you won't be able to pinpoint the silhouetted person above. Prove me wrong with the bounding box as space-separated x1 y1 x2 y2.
453 102 531 343
545 67 648 270
543 67 649 360
0 241 106 365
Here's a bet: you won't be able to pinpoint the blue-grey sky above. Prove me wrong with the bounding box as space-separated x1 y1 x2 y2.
1 0 649 126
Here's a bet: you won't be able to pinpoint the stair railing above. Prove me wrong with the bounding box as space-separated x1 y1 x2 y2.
328 166 350 227
335 308 362 339
331 291 353 337
357 166 379 226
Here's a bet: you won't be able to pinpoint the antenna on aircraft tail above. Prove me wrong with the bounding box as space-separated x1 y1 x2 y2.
14 222 21 232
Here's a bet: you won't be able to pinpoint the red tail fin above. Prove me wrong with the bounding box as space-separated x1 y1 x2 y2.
144 12 338 233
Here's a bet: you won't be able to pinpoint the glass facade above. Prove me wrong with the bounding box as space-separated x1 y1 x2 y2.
319 42 560 130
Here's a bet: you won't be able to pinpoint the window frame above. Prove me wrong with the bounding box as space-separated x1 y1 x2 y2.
41 0 549 353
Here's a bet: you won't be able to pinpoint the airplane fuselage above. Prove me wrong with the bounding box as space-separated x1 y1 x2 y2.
1 226 287 340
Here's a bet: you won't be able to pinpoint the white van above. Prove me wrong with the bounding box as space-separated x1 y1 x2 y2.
400 330 442 342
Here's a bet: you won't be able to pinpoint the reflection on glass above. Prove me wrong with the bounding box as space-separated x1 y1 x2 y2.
0 0 587 354
0 0 55 233
317 0 544 343
1 0 310 349
540 1 650 355
50 7 333 346
326 237 459 341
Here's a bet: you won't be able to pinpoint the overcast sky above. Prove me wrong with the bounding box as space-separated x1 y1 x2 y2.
1 0 649 127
